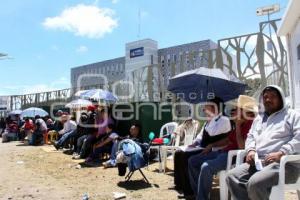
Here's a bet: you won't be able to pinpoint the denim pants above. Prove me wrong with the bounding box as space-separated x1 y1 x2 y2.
188 151 228 200
76 135 88 154
57 130 77 147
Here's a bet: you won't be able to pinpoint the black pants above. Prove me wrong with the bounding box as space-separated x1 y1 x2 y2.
174 148 203 195
80 134 98 158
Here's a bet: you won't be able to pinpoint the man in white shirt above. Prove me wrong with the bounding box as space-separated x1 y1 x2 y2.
54 115 77 150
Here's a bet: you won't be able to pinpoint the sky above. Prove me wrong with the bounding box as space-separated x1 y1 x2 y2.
0 0 289 96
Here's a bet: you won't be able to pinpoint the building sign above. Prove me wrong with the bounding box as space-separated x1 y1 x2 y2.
0 96 9 111
130 47 144 58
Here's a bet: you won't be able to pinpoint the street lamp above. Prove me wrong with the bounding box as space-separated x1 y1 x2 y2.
256 4 280 85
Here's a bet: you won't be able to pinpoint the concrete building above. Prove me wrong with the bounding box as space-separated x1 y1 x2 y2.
71 38 231 101
278 0 300 111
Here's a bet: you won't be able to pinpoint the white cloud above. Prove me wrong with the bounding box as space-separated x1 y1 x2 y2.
111 0 119 4
76 45 88 53
42 4 118 39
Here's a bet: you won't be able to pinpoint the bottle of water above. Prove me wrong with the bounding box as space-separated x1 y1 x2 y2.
82 193 89 200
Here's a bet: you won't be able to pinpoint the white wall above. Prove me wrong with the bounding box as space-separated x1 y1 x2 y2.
125 39 158 72
125 39 159 102
289 21 300 111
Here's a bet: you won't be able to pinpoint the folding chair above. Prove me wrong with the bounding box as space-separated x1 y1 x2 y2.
124 141 152 184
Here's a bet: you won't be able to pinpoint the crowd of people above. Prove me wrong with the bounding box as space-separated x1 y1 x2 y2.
172 85 300 200
0 85 299 200
0 105 146 169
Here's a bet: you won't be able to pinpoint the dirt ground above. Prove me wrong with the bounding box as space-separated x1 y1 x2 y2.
0 139 298 200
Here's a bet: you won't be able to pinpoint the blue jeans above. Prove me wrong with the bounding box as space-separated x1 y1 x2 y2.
188 151 228 200
57 130 77 147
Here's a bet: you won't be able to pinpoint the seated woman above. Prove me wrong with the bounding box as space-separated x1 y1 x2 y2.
20 118 34 142
84 124 119 165
188 95 257 200
2 119 18 143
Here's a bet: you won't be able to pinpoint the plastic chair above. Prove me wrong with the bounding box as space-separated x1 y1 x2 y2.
218 150 240 200
236 150 300 200
149 122 178 172
161 122 200 172
48 130 58 144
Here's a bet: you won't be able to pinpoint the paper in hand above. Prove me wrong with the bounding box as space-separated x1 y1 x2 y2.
255 152 263 171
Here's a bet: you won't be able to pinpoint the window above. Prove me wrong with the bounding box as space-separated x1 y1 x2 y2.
297 44 300 60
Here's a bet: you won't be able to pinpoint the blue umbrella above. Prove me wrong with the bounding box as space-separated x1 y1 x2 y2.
20 107 49 118
79 89 118 103
8 109 22 115
167 67 246 103
65 99 92 109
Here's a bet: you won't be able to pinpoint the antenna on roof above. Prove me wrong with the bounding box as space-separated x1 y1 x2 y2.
138 8 141 39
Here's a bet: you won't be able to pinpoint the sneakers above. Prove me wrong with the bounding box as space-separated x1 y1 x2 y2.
72 154 82 160
103 160 116 168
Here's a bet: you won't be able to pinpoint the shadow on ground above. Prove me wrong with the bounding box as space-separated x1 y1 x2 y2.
117 180 153 190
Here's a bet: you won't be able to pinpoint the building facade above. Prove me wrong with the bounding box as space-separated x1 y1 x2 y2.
71 38 232 101
278 0 300 111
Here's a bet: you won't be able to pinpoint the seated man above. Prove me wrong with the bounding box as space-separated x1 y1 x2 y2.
85 123 119 165
54 113 88 153
54 115 77 150
103 123 143 168
226 85 300 200
188 95 256 200
30 115 47 146
174 97 232 196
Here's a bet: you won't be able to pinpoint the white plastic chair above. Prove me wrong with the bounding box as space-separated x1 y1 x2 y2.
149 122 178 172
218 150 240 200
236 150 300 200
159 122 179 138
160 122 200 173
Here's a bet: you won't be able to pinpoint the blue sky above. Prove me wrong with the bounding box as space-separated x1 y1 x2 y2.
0 0 288 95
